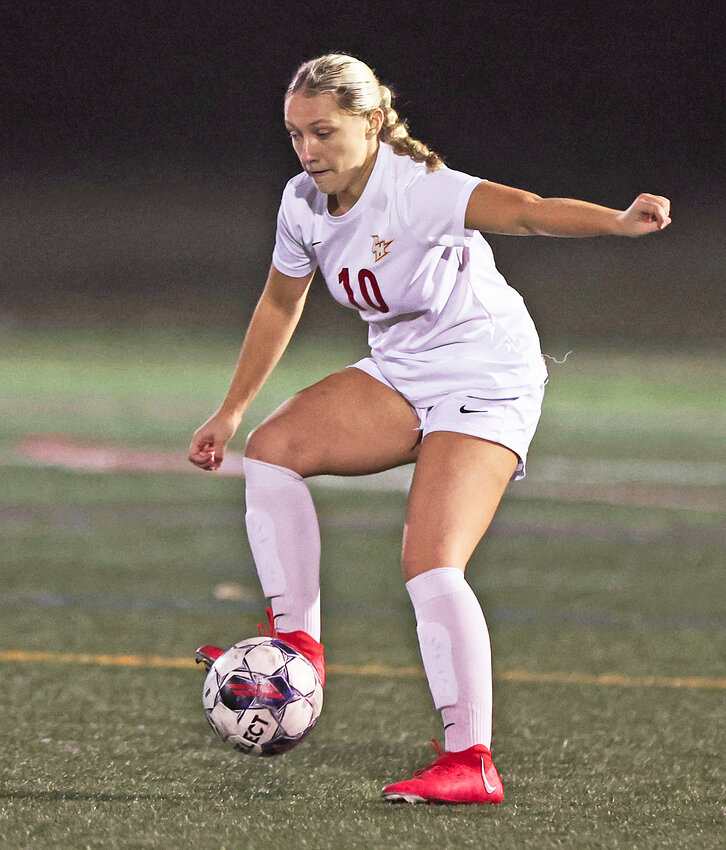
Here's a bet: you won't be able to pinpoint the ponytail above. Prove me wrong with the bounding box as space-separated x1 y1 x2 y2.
377 85 443 171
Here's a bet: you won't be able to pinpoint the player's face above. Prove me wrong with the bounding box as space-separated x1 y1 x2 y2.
284 92 380 200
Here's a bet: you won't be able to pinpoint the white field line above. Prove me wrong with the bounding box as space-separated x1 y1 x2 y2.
309 459 726 491
533 457 726 487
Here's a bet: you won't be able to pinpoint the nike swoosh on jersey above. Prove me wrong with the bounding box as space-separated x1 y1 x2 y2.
459 405 488 414
480 757 498 795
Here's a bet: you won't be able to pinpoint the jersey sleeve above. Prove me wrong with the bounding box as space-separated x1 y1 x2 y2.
271 185 318 278
402 167 482 247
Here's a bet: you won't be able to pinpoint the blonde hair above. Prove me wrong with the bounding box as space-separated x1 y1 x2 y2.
287 54 443 171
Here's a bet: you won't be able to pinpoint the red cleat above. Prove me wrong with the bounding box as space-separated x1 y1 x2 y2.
382 740 504 804
257 607 326 686
195 644 224 672
277 629 326 686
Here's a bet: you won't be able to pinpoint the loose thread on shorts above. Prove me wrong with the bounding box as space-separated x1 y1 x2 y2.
542 350 573 365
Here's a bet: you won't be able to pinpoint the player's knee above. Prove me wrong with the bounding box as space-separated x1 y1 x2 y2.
244 423 291 466
244 423 311 474
401 548 435 582
401 540 467 582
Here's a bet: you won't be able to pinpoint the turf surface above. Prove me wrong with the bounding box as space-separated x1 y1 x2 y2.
1 328 724 848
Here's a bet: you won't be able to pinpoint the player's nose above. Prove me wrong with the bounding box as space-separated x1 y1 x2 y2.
299 136 320 164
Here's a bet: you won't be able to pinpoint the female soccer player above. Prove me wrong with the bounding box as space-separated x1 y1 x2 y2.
189 54 671 804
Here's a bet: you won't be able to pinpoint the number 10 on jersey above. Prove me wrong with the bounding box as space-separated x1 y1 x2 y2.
338 268 390 313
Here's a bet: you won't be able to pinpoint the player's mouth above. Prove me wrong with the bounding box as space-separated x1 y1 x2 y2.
309 169 330 179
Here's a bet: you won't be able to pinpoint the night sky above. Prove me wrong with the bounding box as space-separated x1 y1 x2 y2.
3 1 724 338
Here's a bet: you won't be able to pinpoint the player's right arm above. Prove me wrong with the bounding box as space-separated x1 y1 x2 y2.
188 264 314 471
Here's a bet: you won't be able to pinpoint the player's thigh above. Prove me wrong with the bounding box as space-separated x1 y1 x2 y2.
401 431 518 580
245 367 421 477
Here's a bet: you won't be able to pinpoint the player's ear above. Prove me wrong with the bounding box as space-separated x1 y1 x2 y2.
366 107 384 139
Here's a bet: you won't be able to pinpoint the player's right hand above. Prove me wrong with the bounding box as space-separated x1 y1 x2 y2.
615 193 671 236
188 411 242 471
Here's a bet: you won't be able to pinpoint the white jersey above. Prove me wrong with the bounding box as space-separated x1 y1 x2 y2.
272 141 548 407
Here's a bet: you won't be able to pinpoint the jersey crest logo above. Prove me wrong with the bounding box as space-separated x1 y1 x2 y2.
371 234 393 263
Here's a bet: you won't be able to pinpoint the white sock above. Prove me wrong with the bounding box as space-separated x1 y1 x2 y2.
243 457 321 640
406 567 493 751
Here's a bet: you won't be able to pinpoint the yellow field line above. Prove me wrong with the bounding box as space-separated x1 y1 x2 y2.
0 650 194 669
494 669 726 690
2 650 725 690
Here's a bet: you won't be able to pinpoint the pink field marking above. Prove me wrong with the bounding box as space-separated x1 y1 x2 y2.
20 435 246 476
18 436 724 513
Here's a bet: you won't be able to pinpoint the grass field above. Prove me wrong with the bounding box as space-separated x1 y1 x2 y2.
1 327 725 849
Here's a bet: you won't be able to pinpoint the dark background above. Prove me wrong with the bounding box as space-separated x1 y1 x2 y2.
3 0 724 344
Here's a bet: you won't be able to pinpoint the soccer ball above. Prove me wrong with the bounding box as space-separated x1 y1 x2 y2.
202 637 323 756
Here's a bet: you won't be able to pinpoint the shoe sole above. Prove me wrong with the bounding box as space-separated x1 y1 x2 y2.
382 792 501 805
195 647 223 671
382 792 427 804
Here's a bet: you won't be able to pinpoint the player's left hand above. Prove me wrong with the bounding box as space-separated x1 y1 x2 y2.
616 193 671 236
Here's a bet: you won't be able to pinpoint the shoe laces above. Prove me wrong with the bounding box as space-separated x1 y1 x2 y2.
257 606 277 638
413 739 448 777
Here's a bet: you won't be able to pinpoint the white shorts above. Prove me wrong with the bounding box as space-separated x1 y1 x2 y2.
350 357 546 481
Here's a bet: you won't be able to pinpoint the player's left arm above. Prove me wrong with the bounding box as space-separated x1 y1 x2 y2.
464 181 671 238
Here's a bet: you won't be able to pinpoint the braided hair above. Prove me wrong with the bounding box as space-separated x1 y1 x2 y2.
287 54 443 171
